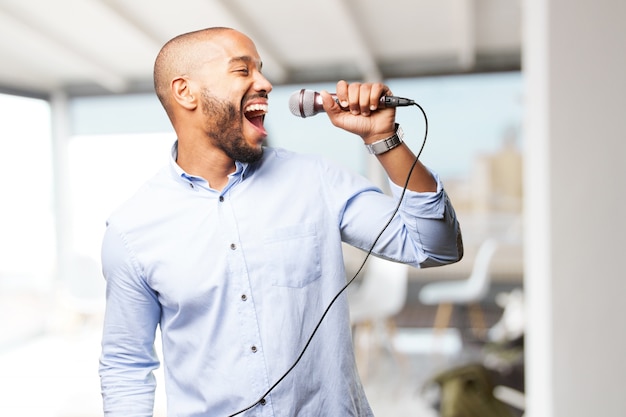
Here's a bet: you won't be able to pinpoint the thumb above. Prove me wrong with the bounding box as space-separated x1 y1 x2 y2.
319 90 343 115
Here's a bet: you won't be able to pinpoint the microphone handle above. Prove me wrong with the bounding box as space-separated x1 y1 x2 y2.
315 93 415 111
288 89 415 118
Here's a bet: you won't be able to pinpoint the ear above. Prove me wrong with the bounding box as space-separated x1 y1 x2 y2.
171 77 198 111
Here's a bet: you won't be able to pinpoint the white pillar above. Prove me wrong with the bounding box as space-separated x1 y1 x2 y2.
50 90 73 282
524 1 626 416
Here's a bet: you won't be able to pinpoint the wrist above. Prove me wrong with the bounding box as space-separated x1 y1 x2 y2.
364 123 403 155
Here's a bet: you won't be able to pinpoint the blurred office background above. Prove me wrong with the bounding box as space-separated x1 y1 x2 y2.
0 1 624 416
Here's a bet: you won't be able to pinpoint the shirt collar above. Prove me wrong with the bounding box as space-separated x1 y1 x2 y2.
168 140 251 189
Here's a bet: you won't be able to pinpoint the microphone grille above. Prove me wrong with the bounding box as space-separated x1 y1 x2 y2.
288 89 316 118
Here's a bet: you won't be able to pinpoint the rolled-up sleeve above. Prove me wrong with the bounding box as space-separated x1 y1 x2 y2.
389 173 464 267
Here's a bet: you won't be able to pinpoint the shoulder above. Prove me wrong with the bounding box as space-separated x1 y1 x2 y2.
262 146 316 163
257 146 375 194
259 146 347 174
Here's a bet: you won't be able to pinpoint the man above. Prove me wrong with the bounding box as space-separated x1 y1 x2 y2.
99 27 463 417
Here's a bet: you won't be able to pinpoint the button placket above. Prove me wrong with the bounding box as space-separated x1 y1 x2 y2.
218 191 270 401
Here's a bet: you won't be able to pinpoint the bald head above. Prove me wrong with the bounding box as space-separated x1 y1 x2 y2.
153 27 237 119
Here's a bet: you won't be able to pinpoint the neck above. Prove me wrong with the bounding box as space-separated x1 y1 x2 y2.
177 139 235 191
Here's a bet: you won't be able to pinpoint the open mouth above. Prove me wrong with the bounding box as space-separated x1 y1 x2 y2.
244 103 268 135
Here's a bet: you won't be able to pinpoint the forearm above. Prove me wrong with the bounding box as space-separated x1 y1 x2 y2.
375 142 437 192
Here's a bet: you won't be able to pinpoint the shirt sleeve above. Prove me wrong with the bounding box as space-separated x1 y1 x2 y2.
335 163 463 268
99 223 162 417
388 172 464 267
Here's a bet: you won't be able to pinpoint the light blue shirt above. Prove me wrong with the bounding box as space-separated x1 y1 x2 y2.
99 143 462 417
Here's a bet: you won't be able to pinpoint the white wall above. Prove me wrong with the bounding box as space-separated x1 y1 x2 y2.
524 1 626 416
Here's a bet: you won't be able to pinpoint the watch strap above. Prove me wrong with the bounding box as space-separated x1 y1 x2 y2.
365 123 404 155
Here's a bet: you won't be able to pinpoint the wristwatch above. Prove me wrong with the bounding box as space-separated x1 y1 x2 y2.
365 123 404 155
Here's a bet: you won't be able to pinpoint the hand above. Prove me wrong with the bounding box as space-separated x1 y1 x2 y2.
320 80 397 143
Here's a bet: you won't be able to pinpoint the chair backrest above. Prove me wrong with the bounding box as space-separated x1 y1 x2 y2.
355 255 410 319
465 238 500 299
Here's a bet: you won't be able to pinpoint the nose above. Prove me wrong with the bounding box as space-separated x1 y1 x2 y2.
254 70 273 94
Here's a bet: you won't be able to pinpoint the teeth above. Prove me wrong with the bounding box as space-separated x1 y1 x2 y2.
244 103 268 114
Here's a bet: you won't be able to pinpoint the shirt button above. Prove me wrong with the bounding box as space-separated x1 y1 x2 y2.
251 345 257 353
259 398 266 406
230 243 236 250
219 196 224 202
188 182 194 188
241 294 247 301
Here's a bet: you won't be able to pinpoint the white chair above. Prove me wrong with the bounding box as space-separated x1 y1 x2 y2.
348 255 410 378
418 238 500 338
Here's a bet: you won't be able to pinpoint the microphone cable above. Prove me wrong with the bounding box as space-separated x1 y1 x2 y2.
227 101 429 417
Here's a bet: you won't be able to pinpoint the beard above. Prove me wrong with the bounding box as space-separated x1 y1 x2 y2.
200 89 263 164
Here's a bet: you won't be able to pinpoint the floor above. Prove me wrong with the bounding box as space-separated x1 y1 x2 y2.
0 293 519 417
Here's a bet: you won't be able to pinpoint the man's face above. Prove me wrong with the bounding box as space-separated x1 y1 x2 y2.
193 31 272 163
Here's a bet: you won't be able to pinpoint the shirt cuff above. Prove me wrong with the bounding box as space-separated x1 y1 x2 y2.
388 169 446 219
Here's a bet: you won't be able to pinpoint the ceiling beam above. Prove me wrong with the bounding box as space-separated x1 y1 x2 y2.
337 0 382 82
97 0 166 48
458 0 477 70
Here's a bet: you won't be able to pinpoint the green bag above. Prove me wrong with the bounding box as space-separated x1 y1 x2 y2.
430 363 515 417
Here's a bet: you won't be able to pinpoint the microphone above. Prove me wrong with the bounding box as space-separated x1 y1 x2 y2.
288 88 415 118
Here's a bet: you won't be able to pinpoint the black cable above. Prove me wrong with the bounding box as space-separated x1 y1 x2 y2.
227 102 429 417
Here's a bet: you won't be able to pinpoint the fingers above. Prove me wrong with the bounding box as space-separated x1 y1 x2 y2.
335 80 390 116
329 80 396 139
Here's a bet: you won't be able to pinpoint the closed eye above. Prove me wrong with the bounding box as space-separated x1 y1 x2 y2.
229 56 259 76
